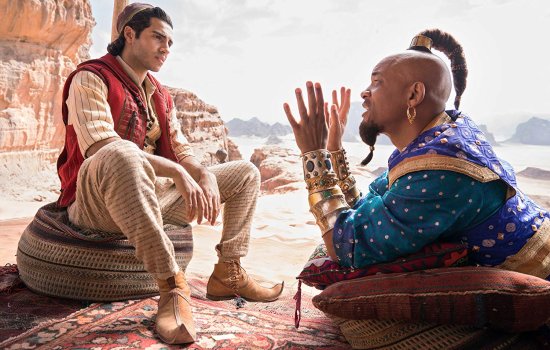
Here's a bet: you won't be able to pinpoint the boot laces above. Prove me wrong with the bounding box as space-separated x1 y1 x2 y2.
226 260 242 292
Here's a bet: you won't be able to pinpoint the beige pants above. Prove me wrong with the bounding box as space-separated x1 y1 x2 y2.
68 140 260 279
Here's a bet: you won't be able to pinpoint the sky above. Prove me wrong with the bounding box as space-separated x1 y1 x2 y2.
89 0 550 137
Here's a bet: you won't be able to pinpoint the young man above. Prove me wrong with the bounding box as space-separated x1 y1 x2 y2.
57 3 283 344
284 29 549 280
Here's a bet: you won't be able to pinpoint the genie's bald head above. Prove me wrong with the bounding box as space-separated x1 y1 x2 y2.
357 30 467 165
383 51 452 114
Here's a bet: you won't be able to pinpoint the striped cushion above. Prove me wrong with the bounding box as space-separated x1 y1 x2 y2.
17 203 193 301
329 316 540 350
298 242 468 290
313 266 550 332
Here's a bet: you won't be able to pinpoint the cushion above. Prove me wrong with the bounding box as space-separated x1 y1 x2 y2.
297 242 468 289
312 266 550 332
17 203 193 301
328 315 543 350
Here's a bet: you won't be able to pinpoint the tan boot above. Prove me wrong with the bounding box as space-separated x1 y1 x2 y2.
206 260 284 302
155 271 196 344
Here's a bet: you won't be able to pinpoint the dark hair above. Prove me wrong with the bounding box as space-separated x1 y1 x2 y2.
412 29 468 109
107 7 173 56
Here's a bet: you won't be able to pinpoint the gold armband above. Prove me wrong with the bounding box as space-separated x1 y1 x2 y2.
309 188 348 235
305 174 339 193
302 149 333 180
330 149 351 180
302 149 340 192
330 148 362 206
302 149 349 235
318 208 347 236
308 187 343 207
339 176 361 206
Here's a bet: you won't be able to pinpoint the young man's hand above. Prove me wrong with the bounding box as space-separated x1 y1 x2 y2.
178 156 221 225
197 170 221 226
172 167 208 224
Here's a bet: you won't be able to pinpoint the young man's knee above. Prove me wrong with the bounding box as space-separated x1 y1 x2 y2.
91 139 148 173
238 160 261 187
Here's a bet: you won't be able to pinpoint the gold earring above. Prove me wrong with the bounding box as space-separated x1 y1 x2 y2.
407 106 416 124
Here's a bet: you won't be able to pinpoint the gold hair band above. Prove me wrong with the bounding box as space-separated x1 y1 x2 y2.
409 35 433 51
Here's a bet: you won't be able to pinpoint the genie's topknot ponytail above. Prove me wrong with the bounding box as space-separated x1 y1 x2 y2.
410 29 468 110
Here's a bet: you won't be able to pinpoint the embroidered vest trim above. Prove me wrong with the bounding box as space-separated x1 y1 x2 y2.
388 154 500 188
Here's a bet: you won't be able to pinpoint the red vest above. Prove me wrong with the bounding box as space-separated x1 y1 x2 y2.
56 54 178 208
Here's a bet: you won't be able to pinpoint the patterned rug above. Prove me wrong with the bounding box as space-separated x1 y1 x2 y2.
0 266 350 349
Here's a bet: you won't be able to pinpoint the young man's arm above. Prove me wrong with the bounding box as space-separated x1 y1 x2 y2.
167 109 221 225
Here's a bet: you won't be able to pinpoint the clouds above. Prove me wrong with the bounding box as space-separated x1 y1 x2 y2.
169 0 279 54
88 0 550 132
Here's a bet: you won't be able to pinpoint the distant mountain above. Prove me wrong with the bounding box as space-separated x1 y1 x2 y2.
508 117 550 145
517 167 550 180
473 112 550 141
226 117 292 137
478 124 498 145
265 134 282 145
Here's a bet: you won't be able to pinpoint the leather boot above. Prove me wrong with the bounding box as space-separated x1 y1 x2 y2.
206 260 284 302
155 271 196 344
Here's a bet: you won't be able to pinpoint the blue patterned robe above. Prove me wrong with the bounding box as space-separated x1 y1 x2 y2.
333 111 550 278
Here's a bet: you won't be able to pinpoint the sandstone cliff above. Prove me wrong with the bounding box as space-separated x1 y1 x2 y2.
250 146 302 194
167 87 241 165
0 0 94 171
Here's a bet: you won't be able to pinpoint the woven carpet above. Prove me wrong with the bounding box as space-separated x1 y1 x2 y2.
0 265 350 349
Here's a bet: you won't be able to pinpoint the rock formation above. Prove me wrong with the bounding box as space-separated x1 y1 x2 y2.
226 137 242 161
517 167 550 180
265 134 282 145
250 146 302 194
478 124 498 145
167 87 241 165
509 117 550 145
0 0 94 174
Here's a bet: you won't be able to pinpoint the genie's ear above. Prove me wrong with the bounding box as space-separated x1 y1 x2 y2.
407 81 426 107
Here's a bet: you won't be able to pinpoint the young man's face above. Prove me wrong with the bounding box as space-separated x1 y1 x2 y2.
127 17 173 73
